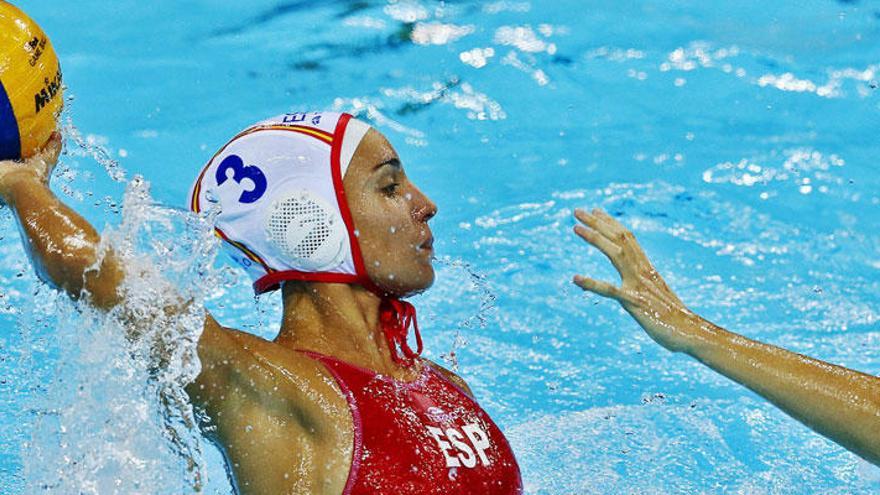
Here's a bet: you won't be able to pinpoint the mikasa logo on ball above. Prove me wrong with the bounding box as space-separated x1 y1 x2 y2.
265 190 346 271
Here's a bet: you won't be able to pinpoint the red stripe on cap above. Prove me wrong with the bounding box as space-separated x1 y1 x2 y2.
254 270 363 294
190 161 210 212
330 113 379 294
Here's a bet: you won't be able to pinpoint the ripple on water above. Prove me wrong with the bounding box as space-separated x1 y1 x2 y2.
509 398 880 495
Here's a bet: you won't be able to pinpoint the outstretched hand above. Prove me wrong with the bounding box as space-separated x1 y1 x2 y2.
572 208 700 353
0 132 63 199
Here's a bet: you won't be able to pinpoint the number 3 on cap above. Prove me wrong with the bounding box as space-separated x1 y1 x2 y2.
215 154 268 204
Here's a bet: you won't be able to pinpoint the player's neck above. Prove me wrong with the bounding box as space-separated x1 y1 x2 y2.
275 281 418 379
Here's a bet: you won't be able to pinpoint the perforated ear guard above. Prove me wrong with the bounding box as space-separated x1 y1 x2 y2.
265 189 347 272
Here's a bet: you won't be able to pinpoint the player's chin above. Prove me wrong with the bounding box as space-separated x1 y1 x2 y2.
391 265 435 298
416 264 436 291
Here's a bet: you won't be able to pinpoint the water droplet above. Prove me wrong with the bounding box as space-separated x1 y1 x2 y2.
205 188 220 204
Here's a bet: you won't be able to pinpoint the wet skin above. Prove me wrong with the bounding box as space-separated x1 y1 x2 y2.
0 130 468 495
2 129 880 493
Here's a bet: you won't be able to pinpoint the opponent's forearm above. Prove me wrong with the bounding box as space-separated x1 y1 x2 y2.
685 317 880 464
3 174 123 309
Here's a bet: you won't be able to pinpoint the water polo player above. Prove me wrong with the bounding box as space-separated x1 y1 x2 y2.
0 112 522 494
572 209 880 466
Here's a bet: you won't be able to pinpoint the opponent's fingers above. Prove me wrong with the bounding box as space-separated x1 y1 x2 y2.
573 275 623 300
592 208 634 241
592 208 654 264
574 224 622 261
574 208 616 242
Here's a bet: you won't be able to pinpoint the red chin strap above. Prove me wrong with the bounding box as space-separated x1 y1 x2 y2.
378 298 424 367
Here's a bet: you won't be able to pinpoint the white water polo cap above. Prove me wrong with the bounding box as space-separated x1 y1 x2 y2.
189 111 373 294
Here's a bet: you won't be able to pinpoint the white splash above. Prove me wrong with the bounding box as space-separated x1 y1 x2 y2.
411 22 475 45
757 73 822 94
381 82 507 121
586 46 646 62
501 50 550 86
62 115 127 183
702 148 846 194
494 25 557 55
460 47 496 68
343 16 387 30
20 177 221 494
660 42 740 72
332 96 429 145
757 65 878 98
384 0 429 23
482 1 531 14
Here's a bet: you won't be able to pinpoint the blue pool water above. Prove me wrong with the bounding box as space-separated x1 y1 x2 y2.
2 0 880 493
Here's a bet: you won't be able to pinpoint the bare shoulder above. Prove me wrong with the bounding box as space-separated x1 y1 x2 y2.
188 317 348 419
426 359 475 398
187 320 354 493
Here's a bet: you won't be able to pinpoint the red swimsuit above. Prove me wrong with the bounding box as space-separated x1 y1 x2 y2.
302 351 523 495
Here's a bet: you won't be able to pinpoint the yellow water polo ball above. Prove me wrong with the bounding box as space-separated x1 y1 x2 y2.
0 0 62 160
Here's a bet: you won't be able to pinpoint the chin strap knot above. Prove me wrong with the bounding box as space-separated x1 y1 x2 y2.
379 298 423 367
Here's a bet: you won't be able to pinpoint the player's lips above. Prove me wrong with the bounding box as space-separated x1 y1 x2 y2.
419 236 434 251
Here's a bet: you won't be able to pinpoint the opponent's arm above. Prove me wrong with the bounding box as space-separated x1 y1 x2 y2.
571 208 880 466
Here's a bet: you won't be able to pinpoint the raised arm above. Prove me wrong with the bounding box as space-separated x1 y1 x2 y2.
0 134 125 309
571 208 880 466
0 135 240 362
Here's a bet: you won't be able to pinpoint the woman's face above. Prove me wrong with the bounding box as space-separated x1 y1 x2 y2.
344 128 437 297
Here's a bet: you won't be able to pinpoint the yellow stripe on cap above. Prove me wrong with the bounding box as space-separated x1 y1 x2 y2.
268 125 334 145
214 228 275 274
